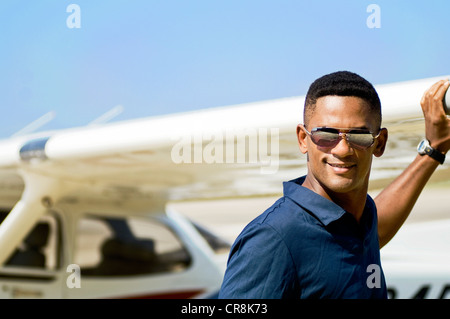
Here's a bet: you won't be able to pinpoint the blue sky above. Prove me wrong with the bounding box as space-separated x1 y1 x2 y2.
0 1 449 138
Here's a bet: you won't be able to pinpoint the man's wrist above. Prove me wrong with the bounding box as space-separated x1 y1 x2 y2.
418 139 446 164
429 139 449 155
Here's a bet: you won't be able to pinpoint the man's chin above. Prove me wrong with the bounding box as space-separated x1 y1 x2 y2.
323 176 361 194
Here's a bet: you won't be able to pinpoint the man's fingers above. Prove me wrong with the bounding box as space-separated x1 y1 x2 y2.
421 80 449 108
435 80 450 100
431 80 450 117
420 81 441 105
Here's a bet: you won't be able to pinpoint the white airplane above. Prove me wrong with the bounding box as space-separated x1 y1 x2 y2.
0 75 448 298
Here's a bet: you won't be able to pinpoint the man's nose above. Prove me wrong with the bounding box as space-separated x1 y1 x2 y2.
331 134 354 157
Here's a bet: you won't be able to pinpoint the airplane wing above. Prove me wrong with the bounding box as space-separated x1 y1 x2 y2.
0 75 449 265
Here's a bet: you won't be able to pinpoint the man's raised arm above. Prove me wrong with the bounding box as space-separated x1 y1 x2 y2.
376 79 450 248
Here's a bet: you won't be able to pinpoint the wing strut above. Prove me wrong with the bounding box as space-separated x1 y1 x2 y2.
0 171 64 266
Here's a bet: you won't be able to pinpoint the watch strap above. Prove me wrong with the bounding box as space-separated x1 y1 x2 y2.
424 144 446 164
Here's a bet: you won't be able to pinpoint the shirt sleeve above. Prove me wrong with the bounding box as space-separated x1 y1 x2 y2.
218 222 298 299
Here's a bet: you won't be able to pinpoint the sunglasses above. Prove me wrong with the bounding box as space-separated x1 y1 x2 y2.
303 126 381 150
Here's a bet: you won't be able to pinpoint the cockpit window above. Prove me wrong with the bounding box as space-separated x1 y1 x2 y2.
74 215 191 277
0 210 61 270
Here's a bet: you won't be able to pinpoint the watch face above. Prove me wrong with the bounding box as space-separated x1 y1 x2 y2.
417 139 428 154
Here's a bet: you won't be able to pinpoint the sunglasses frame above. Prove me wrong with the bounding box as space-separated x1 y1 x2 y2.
302 126 381 150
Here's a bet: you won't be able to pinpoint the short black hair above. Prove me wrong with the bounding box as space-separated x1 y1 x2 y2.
303 71 382 128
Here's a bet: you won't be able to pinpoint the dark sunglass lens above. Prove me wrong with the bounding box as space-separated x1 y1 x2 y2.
347 133 374 149
312 130 340 147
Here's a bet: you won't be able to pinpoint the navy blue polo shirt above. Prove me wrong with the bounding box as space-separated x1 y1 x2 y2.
219 176 387 299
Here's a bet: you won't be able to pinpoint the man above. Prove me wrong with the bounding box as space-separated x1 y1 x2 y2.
218 71 450 298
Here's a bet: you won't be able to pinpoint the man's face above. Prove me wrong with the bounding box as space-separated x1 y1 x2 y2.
297 95 387 196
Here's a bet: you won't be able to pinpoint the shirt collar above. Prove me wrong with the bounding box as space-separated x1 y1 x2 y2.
283 176 351 226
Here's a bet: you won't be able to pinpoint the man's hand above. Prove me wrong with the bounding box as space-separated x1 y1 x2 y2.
420 79 450 153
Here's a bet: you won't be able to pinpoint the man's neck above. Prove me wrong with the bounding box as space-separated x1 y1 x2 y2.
301 175 367 223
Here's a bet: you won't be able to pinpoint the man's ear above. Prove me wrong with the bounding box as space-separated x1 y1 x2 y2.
373 128 388 157
297 124 309 154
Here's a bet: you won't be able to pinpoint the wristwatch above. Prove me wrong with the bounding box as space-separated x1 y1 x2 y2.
417 139 445 164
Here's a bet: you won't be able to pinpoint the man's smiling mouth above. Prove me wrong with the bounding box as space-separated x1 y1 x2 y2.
327 162 356 173
327 163 356 168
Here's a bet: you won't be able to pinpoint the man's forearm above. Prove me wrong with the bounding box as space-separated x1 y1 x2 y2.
375 154 440 248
